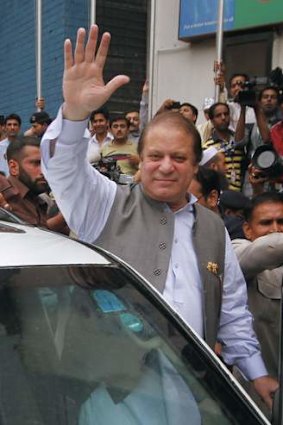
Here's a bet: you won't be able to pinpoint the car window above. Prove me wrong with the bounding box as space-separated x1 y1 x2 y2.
0 265 267 425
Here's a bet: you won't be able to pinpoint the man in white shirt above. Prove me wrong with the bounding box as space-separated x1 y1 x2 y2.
87 107 113 163
41 25 278 409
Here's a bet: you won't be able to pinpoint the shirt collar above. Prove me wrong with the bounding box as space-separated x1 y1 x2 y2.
164 193 197 214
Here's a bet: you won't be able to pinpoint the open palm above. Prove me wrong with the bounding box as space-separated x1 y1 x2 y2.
63 26 129 120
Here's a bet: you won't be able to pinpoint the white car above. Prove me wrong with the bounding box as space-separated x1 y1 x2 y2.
0 208 273 425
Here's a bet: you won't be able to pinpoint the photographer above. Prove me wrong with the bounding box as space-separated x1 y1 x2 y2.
203 102 245 192
214 70 256 131
238 86 282 196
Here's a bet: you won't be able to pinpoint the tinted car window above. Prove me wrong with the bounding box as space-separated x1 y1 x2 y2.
0 265 267 425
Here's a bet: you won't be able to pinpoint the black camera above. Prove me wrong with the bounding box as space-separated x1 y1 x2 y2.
170 101 181 110
92 156 122 183
234 81 257 108
252 144 283 180
234 67 283 108
92 154 134 184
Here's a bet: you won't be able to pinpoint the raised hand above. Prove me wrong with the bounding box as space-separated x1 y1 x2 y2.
62 25 130 121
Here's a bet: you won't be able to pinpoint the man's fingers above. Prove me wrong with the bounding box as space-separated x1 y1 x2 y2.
95 32 111 71
85 25 98 63
64 39 73 70
106 75 130 97
74 27 86 64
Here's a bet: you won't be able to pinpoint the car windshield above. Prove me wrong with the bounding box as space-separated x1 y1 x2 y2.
0 264 267 425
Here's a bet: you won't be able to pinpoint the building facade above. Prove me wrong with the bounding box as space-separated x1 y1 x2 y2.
148 0 283 124
0 0 147 130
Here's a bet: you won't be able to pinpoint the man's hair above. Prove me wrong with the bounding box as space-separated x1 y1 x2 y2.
6 135 40 162
208 102 229 120
109 115 130 128
244 191 283 221
258 86 279 102
4 113 22 127
180 102 199 121
194 166 221 198
90 107 110 122
228 73 249 87
138 111 202 164
126 110 139 116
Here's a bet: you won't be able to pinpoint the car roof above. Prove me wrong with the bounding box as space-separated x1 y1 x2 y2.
0 220 110 267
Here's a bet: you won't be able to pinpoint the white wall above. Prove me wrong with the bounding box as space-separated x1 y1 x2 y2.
272 32 283 69
149 0 218 123
149 0 283 124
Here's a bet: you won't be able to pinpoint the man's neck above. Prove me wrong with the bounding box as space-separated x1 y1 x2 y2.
215 129 230 141
113 138 128 145
96 132 108 144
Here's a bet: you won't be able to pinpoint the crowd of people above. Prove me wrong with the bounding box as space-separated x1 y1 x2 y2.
1 25 283 417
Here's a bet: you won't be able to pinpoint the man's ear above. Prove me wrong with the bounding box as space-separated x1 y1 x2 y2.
8 159 20 177
207 189 219 209
243 221 252 240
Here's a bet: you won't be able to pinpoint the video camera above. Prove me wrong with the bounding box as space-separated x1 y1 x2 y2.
92 154 134 185
252 144 283 180
92 156 122 183
234 67 283 107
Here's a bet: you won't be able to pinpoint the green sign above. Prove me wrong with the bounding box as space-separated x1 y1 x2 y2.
235 0 283 30
179 0 283 40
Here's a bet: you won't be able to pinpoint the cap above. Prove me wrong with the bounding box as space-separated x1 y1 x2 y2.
200 146 219 166
30 111 51 125
203 97 215 111
220 190 251 210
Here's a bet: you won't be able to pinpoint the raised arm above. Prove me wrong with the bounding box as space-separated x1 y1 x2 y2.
41 26 130 243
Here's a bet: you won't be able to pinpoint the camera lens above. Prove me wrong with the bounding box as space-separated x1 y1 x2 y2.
257 150 277 169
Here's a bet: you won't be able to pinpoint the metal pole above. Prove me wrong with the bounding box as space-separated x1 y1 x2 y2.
90 0 96 27
148 0 156 120
215 0 224 102
35 0 42 111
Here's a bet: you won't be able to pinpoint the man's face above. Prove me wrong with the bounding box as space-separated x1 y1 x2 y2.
139 123 198 211
229 75 247 98
188 179 205 205
31 122 47 137
179 105 197 124
91 113 108 135
0 124 5 138
111 119 129 143
211 105 230 132
16 146 49 195
189 179 219 212
260 89 278 115
5 119 20 139
215 152 226 175
126 112 140 132
243 201 283 241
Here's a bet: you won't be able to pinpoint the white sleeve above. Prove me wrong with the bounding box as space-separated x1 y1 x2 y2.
217 231 267 380
41 107 117 243
233 233 283 280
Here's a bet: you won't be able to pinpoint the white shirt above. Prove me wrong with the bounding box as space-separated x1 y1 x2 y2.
0 138 10 176
41 107 267 381
87 132 113 163
228 101 256 132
